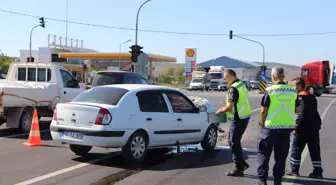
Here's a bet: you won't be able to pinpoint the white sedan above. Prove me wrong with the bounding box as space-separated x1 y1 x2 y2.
50 84 220 163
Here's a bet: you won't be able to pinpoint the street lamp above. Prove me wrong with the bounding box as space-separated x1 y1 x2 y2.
29 17 46 62
119 39 132 69
229 30 265 75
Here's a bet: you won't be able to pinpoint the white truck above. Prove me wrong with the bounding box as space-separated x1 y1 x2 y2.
188 71 211 91
208 66 225 91
0 62 84 132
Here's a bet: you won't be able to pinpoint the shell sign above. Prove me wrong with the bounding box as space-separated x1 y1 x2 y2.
186 49 195 57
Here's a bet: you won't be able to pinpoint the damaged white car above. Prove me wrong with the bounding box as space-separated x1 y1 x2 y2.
50 84 221 163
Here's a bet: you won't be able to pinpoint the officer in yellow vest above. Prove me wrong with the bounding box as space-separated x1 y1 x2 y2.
215 69 251 177
254 67 300 185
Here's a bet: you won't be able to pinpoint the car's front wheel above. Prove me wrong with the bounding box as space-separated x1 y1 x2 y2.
201 125 218 152
69 144 92 156
122 131 148 163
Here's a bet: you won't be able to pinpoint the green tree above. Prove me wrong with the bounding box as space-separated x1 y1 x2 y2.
173 66 185 84
0 55 15 74
197 65 205 71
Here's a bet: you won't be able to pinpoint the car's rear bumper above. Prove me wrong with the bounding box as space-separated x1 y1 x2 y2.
50 123 129 148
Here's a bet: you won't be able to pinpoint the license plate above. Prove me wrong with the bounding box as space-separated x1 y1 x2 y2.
60 131 84 140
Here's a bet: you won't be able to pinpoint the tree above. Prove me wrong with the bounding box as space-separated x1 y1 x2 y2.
0 55 15 74
174 66 185 84
197 65 205 71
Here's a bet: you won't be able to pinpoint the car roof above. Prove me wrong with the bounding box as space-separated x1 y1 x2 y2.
98 84 178 92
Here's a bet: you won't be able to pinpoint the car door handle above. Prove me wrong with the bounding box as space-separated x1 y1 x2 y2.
177 118 182 121
146 118 152 121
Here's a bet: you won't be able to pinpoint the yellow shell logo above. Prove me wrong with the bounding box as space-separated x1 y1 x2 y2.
186 49 195 57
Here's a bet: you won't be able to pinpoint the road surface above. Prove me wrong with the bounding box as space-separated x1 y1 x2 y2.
0 91 335 185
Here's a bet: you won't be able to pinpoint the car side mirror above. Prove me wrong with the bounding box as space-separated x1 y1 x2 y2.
198 106 207 112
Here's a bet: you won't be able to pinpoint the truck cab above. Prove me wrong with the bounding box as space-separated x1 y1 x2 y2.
301 60 330 96
208 66 225 91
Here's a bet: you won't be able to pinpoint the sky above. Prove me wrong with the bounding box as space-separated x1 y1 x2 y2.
1 0 336 66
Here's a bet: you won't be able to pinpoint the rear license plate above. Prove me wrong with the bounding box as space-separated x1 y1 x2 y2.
60 131 84 140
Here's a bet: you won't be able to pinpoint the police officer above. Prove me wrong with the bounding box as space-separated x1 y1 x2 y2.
215 69 251 176
286 77 323 179
255 67 300 185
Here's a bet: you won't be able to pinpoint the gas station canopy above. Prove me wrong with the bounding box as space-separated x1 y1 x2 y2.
58 52 176 63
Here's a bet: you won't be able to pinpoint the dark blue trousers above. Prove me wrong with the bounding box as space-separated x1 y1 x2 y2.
228 118 249 170
290 130 323 174
257 127 291 181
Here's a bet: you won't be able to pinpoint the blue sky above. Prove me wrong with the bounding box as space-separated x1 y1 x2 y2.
1 0 336 66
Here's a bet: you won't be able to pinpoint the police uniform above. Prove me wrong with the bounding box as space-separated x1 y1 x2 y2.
226 79 252 175
289 90 323 178
256 82 300 184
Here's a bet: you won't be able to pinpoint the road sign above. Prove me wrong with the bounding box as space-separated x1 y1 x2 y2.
259 74 266 81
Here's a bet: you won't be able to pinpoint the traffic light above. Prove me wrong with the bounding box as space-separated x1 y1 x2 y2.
229 30 233 39
39 17 45 28
26 57 35 62
129 45 143 63
260 65 267 73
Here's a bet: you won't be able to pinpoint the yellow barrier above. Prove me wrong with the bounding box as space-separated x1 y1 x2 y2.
259 80 267 93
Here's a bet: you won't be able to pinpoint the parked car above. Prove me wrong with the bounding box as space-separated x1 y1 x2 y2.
91 71 149 88
249 81 260 90
50 84 219 163
217 82 229 91
241 80 252 91
0 74 5 79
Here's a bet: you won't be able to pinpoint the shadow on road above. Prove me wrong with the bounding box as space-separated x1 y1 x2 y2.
71 144 257 172
246 173 336 185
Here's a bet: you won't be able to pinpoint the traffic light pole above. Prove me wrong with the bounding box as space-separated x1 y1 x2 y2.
231 34 265 75
134 0 151 72
29 25 41 62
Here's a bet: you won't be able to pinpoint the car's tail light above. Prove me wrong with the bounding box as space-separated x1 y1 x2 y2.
95 108 112 125
52 104 57 121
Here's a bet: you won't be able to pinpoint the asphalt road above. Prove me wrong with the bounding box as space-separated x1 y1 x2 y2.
0 90 335 185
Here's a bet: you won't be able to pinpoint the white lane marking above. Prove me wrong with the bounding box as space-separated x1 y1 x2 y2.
251 108 261 113
0 130 50 140
285 98 336 185
13 154 114 185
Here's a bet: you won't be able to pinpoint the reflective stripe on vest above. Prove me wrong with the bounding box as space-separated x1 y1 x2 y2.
226 81 251 120
265 84 297 129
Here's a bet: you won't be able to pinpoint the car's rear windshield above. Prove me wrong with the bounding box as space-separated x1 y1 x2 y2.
72 87 129 105
92 73 123 87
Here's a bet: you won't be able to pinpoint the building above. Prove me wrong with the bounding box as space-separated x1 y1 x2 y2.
198 56 271 80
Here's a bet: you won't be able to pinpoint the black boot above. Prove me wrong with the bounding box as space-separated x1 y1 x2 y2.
308 172 323 179
226 169 244 177
286 170 300 177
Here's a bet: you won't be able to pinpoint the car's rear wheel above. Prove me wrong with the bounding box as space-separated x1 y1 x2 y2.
122 131 148 163
201 125 218 152
69 144 92 156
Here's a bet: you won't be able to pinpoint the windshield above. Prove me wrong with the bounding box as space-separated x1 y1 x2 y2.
209 73 222 79
92 73 123 87
72 87 129 105
191 79 203 83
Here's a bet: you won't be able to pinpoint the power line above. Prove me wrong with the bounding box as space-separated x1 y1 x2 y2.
1 8 336 37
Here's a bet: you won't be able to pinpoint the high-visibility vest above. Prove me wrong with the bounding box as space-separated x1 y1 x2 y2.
226 80 251 120
265 84 297 129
